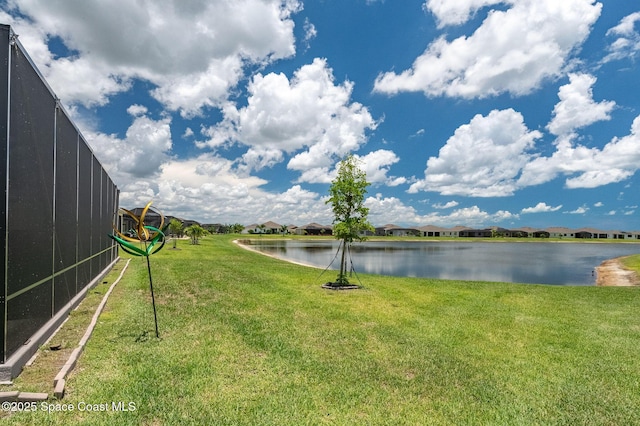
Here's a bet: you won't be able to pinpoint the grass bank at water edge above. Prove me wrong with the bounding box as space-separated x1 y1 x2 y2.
4 235 640 425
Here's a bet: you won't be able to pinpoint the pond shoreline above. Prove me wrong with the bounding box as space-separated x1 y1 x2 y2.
595 256 640 286
234 239 323 269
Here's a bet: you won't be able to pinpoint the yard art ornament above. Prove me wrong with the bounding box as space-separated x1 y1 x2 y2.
109 201 169 338
110 201 168 257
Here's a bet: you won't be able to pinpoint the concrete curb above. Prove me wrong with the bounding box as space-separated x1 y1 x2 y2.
0 390 48 402
53 259 131 399
51 259 131 399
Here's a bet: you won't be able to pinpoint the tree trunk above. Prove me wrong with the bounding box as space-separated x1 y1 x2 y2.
339 239 348 284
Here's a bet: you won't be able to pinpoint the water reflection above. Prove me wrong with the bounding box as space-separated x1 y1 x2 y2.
245 240 640 285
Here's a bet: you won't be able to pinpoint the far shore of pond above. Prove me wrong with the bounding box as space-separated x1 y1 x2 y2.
233 234 640 245
234 237 640 287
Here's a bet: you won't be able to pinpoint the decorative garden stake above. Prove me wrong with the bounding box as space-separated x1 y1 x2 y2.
109 201 168 338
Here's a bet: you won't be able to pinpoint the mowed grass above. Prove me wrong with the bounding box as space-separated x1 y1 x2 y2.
5 236 640 425
622 253 640 272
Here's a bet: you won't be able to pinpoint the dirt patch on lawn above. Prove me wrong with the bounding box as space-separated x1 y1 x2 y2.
595 257 640 286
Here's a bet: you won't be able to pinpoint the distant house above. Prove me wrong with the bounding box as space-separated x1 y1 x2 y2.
609 230 628 240
574 230 592 239
532 230 551 238
512 227 538 237
418 225 448 237
592 229 636 240
459 228 493 238
375 224 420 237
261 221 283 234
295 223 333 236
580 228 606 238
358 228 375 237
457 227 554 238
627 231 640 240
202 223 226 234
537 227 639 239
242 221 282 234
121 207 165 233
375 224 398 236
163 215 186 236
286 224 298 234
445 226 470 237
545 227 575 238
482 227 522 237
182 219 201 229
242 224 258 234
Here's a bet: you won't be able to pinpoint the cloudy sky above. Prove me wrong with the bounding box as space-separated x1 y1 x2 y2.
3 0 640 229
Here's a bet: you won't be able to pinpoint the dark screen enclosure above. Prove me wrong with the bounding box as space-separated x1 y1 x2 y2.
0 24 119 378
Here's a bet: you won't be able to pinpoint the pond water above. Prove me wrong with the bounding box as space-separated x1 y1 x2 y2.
243 239 640 285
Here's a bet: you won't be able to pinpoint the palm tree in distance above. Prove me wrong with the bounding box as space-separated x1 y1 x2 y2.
184 224 208 245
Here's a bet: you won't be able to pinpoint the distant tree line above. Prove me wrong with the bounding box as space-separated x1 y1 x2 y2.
167 220 245 237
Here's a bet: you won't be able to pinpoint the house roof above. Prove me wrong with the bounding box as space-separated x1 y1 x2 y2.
299 222 332 229
384 226 420 232
545 227 574 233
261 221 282 229
377 224 401 229
450 225 471 231
511 226 539 232
417 225 449 232
126 207 162 217
575 227 606 234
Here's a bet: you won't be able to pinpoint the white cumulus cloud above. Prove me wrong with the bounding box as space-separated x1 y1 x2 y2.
547 73 615 136
521 202 563 214
355 150 406 186
85 112 172 179
424 0 505 27
201 58 378 178
408 109 542 196
374 0 601 99
603 11 640 63
519 116 640 189
433 201 459 209
4 0 301 113
566 205 589 215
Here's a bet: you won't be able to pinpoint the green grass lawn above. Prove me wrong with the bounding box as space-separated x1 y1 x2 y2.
4 236 640 425
622 254 640 272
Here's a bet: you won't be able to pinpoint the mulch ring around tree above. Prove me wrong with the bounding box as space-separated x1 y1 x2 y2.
321 283 361 290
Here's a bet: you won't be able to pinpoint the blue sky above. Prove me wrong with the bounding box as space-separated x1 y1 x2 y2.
2 0 640 229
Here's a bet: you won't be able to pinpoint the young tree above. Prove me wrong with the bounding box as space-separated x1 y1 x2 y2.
326 155 374 286
168 218 184 249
